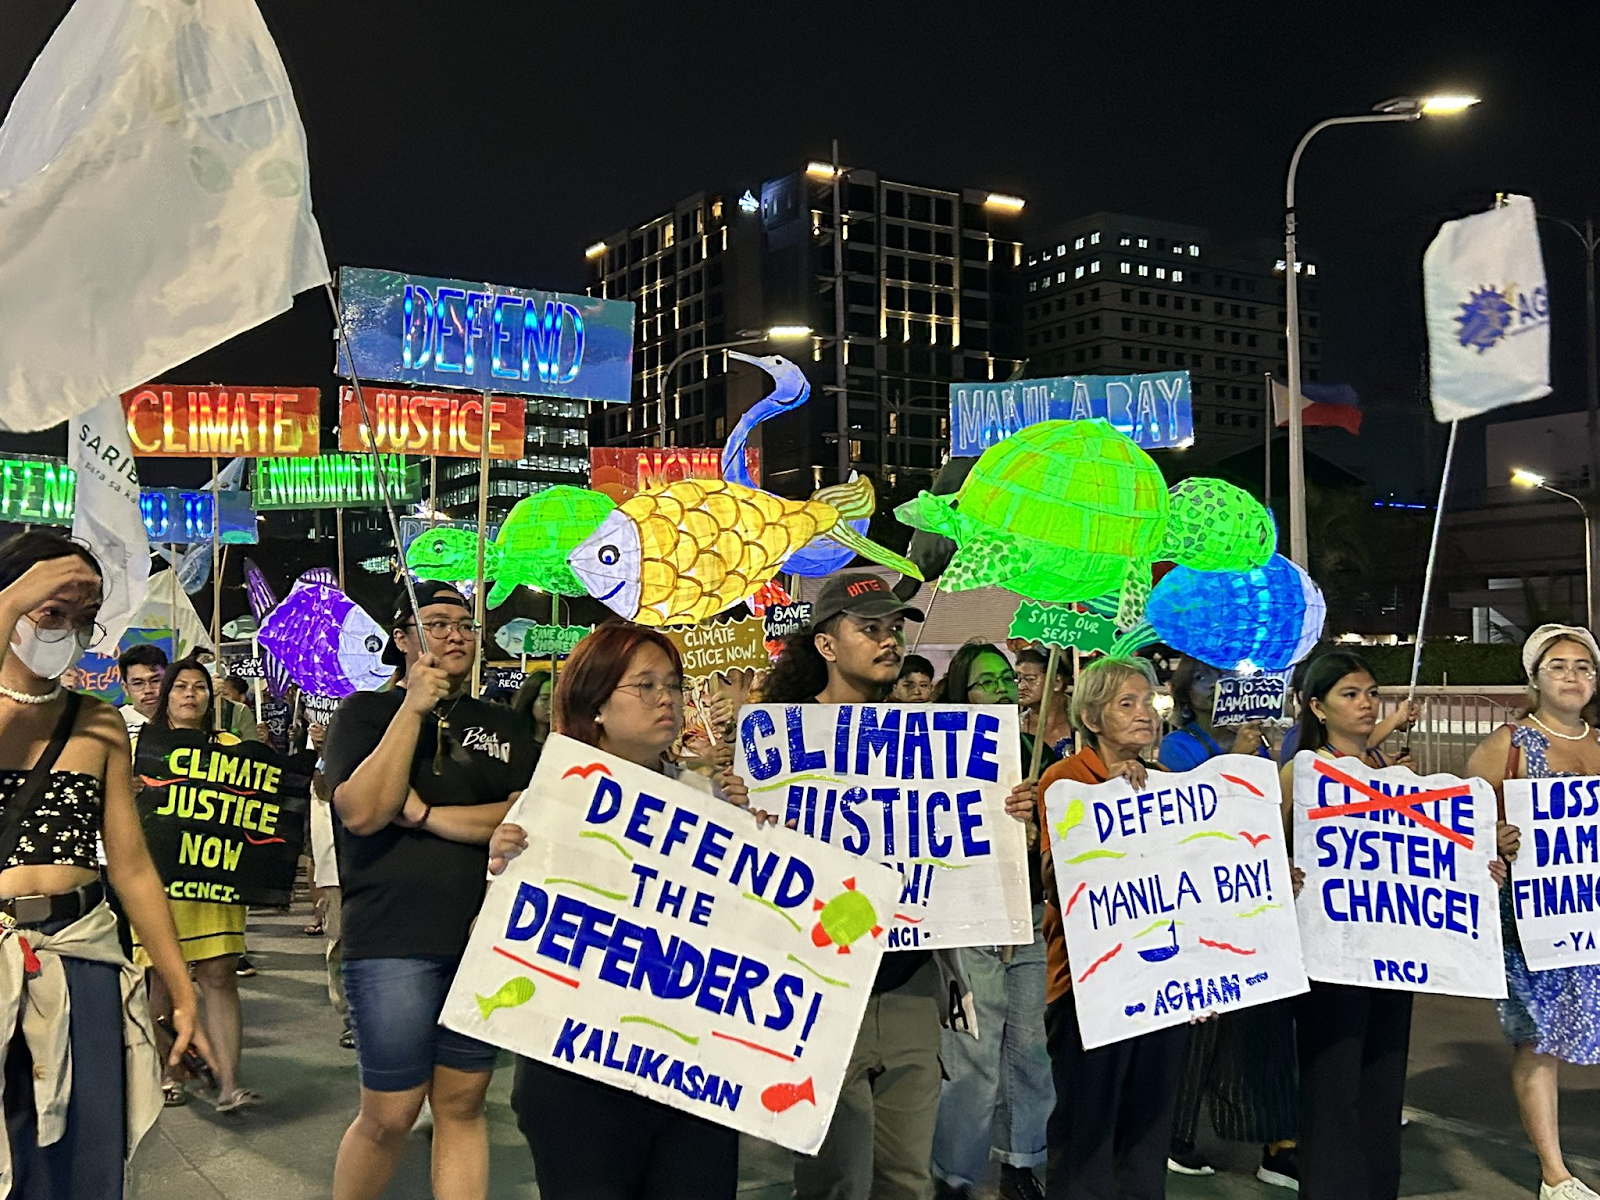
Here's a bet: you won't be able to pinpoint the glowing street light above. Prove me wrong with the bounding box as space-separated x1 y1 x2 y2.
1511 467 1594 627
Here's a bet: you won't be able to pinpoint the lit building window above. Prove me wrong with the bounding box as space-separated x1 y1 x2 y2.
1073 237 1084 250
1306 264 1318 276
1137 264 1149 277
1057 243 1067 255
1090 261 1101 274
1090 232 1101 244
1120 235 1131 247
1189 244 1200 256
1119 261 1131 274
1155 267 1166 279
1056 271 1066 283
1137 237 1149 248
1172 269 1184 282
1074 265 1085 279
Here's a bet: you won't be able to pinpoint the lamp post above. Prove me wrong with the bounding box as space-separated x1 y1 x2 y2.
1535 214 1600 494
1283 93 1478 568
1511 467 1595 628
657 325 812 446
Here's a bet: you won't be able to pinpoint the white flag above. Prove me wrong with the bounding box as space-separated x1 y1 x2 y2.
0 0 330 432
70 396 150 653
1424 194 1551 423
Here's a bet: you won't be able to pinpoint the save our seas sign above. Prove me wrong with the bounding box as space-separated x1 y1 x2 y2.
1293 753 1505 996
1008 602 1116 655
733 704 1032 949
1503 775 1600 969
1044 756 1307 1049
441 734 897 1154
134 728 312 906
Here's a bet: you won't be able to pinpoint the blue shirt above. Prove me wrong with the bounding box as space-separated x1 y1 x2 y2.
1159 722 1271 772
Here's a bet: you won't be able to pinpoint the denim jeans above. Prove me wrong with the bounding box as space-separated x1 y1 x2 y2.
931 903 1054 1187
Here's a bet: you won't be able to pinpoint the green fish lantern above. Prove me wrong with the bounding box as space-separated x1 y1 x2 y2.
475 976 535 1020
810 877 882 955
895 420 1274 627
405 486 616 606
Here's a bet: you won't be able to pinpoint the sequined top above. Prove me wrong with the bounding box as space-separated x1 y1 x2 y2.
0 770 103 870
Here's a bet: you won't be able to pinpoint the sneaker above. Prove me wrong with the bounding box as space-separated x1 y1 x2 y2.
235 957 258 978
1543 1179 1600 1200
999 1163 1047 1200
338 1024 356 1050
1167 1142 1215 1176
1258 1145 1300 1191
932 1181 972 1200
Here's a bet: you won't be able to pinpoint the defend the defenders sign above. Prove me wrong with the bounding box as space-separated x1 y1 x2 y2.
121 386 321 457
949 371 1194 456
733 704 1032 949
134 728 311 906
1292 753 1505 997
1503 776 1600 970
1044 755 1307 1049
441 735 897 1154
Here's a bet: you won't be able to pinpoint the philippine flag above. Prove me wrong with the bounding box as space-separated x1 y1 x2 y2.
1271 379 1362 435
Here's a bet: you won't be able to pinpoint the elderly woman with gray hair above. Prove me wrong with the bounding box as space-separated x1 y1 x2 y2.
1036 655 1186 1200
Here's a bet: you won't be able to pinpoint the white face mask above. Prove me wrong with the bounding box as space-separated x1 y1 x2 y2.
11 617 89 681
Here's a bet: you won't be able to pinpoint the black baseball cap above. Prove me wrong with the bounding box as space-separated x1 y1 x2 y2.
808 572 925 631
381 582 472 665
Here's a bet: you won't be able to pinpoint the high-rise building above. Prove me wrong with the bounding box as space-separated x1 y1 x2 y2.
584 162 1026 499
1019 212 1323 461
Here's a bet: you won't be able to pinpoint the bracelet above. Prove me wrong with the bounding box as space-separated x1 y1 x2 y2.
418 804 432 828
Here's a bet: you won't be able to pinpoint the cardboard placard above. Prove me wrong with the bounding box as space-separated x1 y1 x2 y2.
1008 603 1116 655
1503 776 1600 970
1211 670 1290 727
664 615 771 684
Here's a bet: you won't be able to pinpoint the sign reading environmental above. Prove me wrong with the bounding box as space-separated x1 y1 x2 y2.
591 447 760 504
1503 776 1600 970
1293 753 1504 997
1211 671 1291 727
121 386 321 457
1044 755 1306 1049
949 371 1194 456
664 614 771 684
441 735 896 1154
335 266 636 404
734 705 1031 948
134 727 312 906
254 454 420 510
1008 602 1116 655
338 387 526 459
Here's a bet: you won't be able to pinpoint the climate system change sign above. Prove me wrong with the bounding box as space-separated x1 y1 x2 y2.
948 371 1194 456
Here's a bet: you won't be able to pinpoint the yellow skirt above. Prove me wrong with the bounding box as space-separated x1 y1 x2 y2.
133 899 246 967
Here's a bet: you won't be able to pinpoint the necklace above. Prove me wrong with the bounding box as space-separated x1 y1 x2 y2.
1529 712 1590 742
432 695 465 773
0 682 61 705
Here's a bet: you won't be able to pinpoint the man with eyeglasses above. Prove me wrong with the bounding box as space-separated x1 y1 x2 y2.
321 582 536 1200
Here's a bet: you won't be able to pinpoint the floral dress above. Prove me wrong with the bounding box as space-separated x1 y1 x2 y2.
1500 725 1600 1063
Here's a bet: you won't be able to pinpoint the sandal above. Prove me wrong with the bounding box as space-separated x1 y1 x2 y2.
162 1082 187 1108
301 922 324 937
216 1088 260 1113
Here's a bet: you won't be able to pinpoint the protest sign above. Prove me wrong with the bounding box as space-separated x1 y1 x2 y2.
134 728 311 906
1008 602 1117 655
441 734 896 1154
1044 755 1306 1048
1504 776 1600 970
302 693 340 725
66 628 175 705
222 655 267 681
1211 670 1290 727
764 603 813 643
664 614 771 684
1293 753 1504 997
949 371 1194 456
520 624 592 657
734 704 1031 948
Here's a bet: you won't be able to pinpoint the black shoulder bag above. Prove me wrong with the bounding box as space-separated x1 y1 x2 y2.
0 691 83 870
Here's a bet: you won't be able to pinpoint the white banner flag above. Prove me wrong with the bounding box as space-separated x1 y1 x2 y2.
70 396 150 653
1424 194 1551 424
0 0 330 431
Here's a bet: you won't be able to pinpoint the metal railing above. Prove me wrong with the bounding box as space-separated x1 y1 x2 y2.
1375 685 1527 777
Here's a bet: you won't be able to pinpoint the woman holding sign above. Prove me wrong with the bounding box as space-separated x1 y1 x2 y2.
0 531 209 1198
1466 625 1600 1200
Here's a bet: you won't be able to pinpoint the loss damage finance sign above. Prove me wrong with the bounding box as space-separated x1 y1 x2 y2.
134 728 311 906
442 735 897 1154
1503 776 1600 970
1293 754 1504 997
1044 755 1306 1049
734 705 1032 949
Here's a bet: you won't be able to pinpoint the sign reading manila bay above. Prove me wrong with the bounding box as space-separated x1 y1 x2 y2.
441 735 897 1154
134 728 312 906
253 453 420 510
1293 753 1505 997
1008 602 1117 656
338 387 526 460
1503 776 1600 970
949 371 1195 456
664 614 771 684
734 705 1032 949
1044 755 1307 1049
335 266 636 404
590 447 761 504
1211 670 1291 727
121 385 321 457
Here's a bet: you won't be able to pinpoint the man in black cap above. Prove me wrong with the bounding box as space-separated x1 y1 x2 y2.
322 581 535 1200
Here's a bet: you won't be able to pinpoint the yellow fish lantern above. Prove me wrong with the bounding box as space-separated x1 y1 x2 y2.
569 476 923 626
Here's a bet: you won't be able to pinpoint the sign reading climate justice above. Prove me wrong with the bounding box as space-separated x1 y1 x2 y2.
134 728 311 907
734 704 1032 949
1503 776 1600 970
335 266 636 404
338 387 526 459
949 371 1194 456
120 386 321 457
442 735 896 1154
1045 756 1307 1049
1293 753 1504 997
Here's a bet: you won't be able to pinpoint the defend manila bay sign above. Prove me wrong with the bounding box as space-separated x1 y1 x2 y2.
1211 671 1290 727
734 704 1032 949
1293 754 1504 997
664 615 771 683
1045 756 1307 1049
134 728 311 906
1504 777 1600 970
441 735 896 1155
338 387 525 459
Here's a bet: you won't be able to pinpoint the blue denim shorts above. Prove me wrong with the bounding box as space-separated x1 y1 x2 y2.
343 955 500 1091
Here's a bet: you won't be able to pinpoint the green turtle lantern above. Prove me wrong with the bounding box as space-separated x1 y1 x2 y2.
810 877 882 954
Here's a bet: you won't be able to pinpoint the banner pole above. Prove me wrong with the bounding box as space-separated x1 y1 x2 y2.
1263 372 1274 509
909 581 939 652
335 507 346 591
472 394 492 699
1029 644 1061 782
1406 419 1460 727
168 542 179 651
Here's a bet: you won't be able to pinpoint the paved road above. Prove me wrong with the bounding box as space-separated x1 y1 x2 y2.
132 910 1600 1199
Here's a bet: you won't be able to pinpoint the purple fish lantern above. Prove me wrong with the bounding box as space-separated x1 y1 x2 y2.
257 570 392 698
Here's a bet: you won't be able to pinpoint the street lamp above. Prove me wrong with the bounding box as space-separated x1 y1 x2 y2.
1283 92 1479 569
1511 467 1595 628
657 326 813 445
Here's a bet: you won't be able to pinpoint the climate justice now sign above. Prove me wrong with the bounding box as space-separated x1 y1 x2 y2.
120 386 321 457
338 387 525 459
949 372 1194 456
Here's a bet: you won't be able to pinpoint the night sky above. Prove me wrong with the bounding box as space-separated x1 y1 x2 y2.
3 1 1597 497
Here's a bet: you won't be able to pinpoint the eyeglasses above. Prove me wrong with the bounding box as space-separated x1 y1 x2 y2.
971 671 1018 693
1540 661 1597 680
409 619 480 640
614 679 685 707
